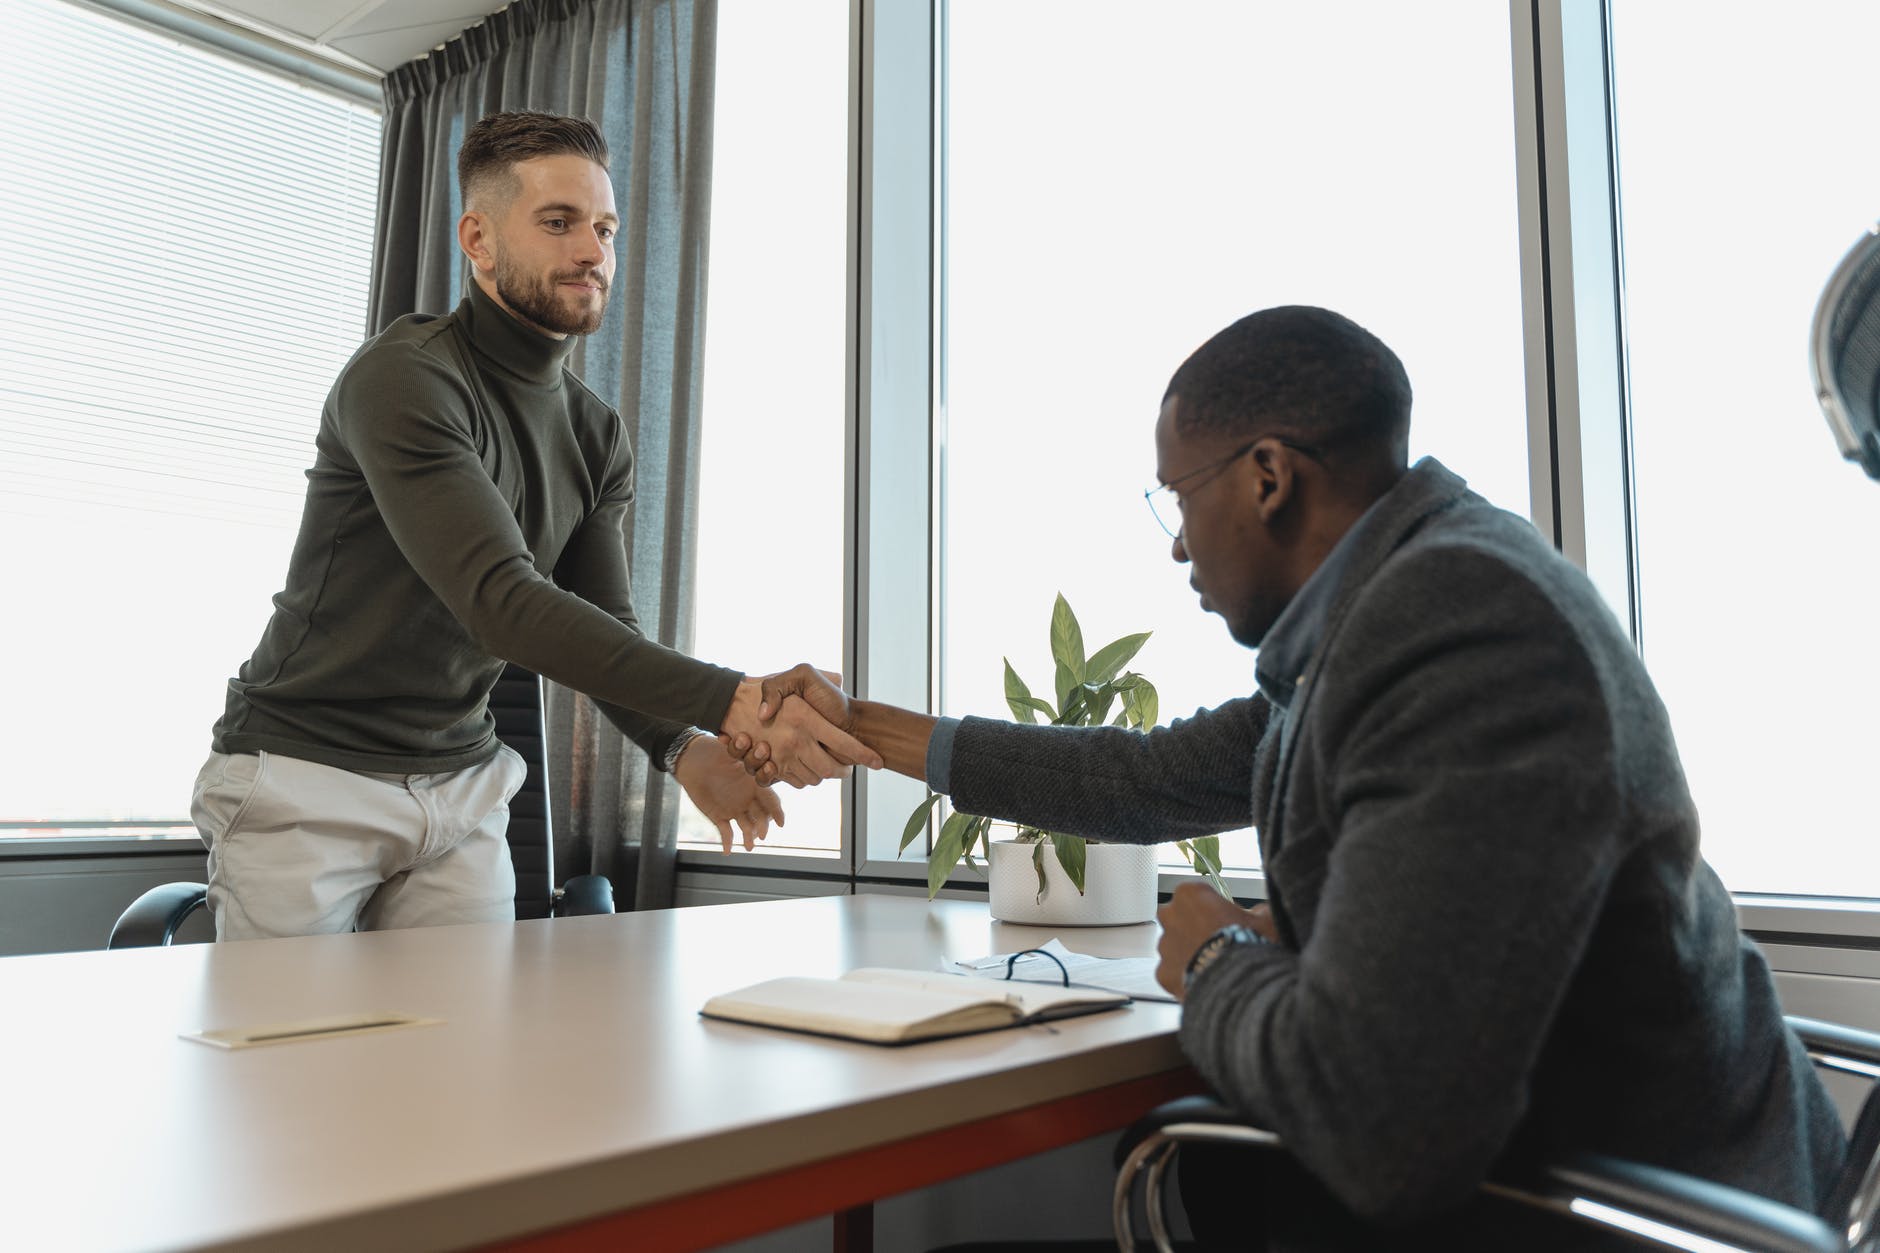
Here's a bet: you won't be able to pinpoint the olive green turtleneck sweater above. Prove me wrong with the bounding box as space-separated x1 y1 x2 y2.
213 283 743 774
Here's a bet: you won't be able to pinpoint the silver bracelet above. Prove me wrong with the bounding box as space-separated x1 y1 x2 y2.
660 727 708 773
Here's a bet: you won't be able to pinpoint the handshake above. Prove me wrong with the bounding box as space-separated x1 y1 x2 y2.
716 664 877 789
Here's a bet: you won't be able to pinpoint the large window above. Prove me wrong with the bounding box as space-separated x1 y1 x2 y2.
0 0 380 837
939 0 1528 870
683 0 851 856
1614 2 1880 897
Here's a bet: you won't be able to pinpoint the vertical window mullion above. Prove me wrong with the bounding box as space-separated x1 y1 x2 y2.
1510 0 1641 641
853 0 939 878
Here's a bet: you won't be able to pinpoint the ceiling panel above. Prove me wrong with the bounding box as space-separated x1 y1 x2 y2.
179 0 514 75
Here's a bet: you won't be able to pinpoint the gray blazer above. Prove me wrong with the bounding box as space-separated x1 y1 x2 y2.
946 458 1844 1228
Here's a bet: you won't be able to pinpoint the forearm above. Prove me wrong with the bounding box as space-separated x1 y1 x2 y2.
849 700 938 780
474 584 741 731
594 698 696 768
944 702 1262 841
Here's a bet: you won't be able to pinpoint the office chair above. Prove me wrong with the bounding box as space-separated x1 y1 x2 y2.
1812 222 1880 481
106 664 614 947
1112 1015 1880 1252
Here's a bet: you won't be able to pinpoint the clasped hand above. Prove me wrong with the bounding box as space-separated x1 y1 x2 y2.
1153 883 1278 1000
718 667 880 789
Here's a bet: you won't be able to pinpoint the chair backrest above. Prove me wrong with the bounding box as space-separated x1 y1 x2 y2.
1811 222 1880 481
1796 1016 1880 1248
489 663 555 921
108 665 566 947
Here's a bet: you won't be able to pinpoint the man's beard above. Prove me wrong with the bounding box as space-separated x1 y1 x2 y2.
494 250 609 336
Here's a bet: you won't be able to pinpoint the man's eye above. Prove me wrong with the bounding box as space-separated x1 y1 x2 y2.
544 218 566 230
597 225 615 240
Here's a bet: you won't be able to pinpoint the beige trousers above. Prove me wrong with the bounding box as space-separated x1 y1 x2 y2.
190 747 526 941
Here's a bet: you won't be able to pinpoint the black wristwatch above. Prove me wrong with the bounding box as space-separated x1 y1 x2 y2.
1184 923 1263 990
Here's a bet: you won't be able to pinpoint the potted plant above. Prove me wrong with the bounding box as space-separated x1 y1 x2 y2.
903 593 1228 924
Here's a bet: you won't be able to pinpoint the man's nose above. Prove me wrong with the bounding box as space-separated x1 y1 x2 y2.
1171 532 1189 563
572 227 606 264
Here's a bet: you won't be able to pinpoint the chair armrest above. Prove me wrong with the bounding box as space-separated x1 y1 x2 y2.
1114 1095 1280 1167
108 883 208 948
1119 1098 1840 1253
1497 1153 1841 1253
555 874 615 916
1788 1013 1880 1070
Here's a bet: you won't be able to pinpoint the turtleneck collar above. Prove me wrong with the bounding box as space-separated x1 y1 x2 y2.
458 280 579 386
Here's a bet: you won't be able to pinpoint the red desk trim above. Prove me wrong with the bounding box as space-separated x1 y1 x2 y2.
481 1067 1203 1253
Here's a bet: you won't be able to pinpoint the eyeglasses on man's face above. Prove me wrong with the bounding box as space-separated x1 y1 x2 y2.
1143 436 1320 539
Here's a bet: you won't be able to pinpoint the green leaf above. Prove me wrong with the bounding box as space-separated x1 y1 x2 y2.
1009 695 1058 722
1068 684 1102 726
1085 631 1151 685
1131 676 1159 728
1049 594 1086 685
1031 839 1049 902
969 816 994 861
899 792 945 854
1054 661 1081 719
1050 831 1087 894
1111 711 1130 726
1119 684 1144 729
1186 835 1223 877
1180 836 1230 896
1082 682 1117 726
927 810 974 898
1003 658 1042 723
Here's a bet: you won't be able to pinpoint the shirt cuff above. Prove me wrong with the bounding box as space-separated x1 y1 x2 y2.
925 716 963 793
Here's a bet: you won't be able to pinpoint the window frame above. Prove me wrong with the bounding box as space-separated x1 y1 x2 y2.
0 0 379 849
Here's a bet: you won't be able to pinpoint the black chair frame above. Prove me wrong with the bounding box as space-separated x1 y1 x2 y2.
1114 1016 1880 1253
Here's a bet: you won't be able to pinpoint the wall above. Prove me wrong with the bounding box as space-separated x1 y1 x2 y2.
0 841 211 955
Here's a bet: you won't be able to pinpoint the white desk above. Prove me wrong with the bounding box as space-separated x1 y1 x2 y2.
2 895 1197 1252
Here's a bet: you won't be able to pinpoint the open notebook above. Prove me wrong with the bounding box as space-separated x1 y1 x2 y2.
700 968 1130 1045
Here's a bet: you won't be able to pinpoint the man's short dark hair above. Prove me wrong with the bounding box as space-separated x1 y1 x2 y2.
1165 306 1412 462
458 110 610 211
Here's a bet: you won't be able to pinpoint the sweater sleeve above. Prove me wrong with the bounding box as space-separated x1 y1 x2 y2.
334 342 743 732
1176 546 1626 1224
943 697 1267 841
550 456 700 768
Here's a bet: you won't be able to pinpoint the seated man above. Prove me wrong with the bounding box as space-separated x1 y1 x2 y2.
740 305 1846 1247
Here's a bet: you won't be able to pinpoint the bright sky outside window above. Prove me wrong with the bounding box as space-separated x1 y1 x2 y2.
941 0 1527 871
0 0 379 834
684 0 851 855
1615 2 1880 897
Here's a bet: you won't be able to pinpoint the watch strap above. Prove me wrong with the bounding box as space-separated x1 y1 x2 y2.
1184 922 1262 989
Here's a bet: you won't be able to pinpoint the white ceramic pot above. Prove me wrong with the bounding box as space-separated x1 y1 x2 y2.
986 839 1159 926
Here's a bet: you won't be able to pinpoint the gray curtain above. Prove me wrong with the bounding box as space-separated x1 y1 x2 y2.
368 0 718 910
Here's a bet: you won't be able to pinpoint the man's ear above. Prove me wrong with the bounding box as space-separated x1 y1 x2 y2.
457 210 495 275
1248 437 1298 522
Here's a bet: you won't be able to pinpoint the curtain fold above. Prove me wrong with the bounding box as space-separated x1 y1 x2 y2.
368 0 718 910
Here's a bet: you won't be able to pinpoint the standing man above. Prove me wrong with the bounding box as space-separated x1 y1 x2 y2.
197 111 876 942
739 306 1844 1246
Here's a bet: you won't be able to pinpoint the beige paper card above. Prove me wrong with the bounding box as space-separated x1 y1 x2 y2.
181 1012 440 1049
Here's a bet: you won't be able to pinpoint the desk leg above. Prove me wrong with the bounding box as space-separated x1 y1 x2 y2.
833 1202 873 1253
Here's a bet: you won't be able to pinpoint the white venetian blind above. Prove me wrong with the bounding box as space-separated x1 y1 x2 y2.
0 0 382 829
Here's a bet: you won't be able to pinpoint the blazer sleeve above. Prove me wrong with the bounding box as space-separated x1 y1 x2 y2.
944 697 1268 841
